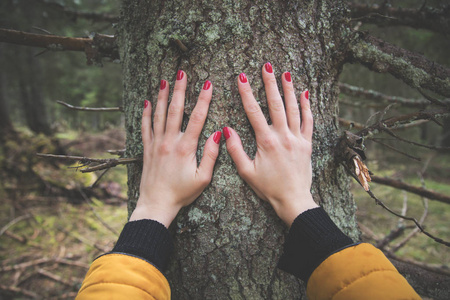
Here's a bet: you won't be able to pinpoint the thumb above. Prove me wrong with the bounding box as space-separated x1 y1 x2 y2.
197 131 221 184
223 127 252 177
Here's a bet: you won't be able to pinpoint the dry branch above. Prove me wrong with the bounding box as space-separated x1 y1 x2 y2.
371 175 450 205
0 28 118 65
0 257 89 272
36 153 140 173
57 100 122 112
386 251 450 277
0 284 39 298
339 83 431 107
356 109 450 138
348 33 450 97
347 2 450 36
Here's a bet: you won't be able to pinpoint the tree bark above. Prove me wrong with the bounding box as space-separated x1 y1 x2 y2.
119 1 358 298
0 44 14 137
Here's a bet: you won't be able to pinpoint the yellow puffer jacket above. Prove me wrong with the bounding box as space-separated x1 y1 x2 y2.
76 243 420 299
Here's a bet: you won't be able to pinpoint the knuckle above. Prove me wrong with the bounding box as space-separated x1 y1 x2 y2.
269 99 284 112
157 141 171 155
260 134 276 149
167 104 183 117
189 110 205 125
246 103 262 116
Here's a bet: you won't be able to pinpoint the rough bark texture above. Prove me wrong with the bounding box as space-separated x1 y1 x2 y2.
119 1 358 298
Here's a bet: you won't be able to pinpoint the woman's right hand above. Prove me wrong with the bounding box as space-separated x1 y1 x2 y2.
223 63 318 227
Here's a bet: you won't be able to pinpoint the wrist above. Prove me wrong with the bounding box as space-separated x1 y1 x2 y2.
275 193 318 227
129 200 181 228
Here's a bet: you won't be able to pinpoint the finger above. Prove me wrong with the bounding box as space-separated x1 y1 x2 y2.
281 72 301 135
300 90 313 141
184 80 212 142
262 62 287 130
153 79 170 136
166 70 187 134
237 73 270 136
223 127 253 178
142 99 153 151
197 131 221 186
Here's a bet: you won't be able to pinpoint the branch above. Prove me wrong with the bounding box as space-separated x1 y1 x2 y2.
347 2 450 36
348 33 450 97
339 83 432 107
387 251 450 277
0 28 119 65
356 109 450 138
36 153 140 173
371 175 450 205
57 100 122 112
37 0 119 23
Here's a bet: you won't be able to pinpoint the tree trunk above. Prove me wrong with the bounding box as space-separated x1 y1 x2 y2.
119 1 358 298
0 45 15 138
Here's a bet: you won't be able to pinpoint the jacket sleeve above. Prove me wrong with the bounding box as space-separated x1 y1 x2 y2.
76 219 173 300
278 207 420 300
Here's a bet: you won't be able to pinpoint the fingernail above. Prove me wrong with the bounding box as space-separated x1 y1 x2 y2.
203 80 211 90
213 131 222 144
285 72 291 82
160 80 166 90
223 127 231 140
144 100 149 108
265 62 273 73
239 73 247 83
177 70 184 80
305 90 309 100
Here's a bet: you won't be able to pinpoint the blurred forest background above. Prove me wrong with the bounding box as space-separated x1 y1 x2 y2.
0 0 449 299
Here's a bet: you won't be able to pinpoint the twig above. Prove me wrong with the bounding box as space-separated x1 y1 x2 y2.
385 251 450 276
366 189 450 247
371 175 450 205
382 127 449 151
0 214 31 236
37 268 74 287
36 153 140 173
0 257 89 272
418 88 449 108
78 188 119 235
369 138 421 161
57 100 123 112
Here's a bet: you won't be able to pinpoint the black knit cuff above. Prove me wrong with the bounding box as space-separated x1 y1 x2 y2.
278 207 354 282
111 219 173 271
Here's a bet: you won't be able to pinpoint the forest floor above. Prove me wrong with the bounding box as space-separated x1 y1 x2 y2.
0 128 449 299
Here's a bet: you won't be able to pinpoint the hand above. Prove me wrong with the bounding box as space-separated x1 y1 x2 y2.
224 63 318 227
130 71 221 228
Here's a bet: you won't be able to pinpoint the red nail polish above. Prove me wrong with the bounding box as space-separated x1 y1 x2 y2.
285 72 291 82
223 127 231 140
239 73 247 83
203 80 211 90
305 90 309 100
144 100 149 108
160 80 166 90
213 131 222 144
177 70 184 80
265 62 273 73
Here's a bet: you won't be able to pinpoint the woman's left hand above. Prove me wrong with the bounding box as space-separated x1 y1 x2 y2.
130 70 221 228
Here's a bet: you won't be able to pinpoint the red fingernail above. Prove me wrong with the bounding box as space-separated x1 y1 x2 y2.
285 72 291 82
160 80 166 90
213 131 222 144
305 90 309 100
203 80 211 90
144 100 149 108
239 73 247 83
265 62 273 73
223 127 231 140
177 70 184 80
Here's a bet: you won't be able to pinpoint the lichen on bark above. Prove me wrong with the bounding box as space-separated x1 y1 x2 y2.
119 0 358 298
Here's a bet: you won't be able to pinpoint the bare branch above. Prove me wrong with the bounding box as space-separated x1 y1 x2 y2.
0 215 31 236
0 28 119 65
339 83 431 107
368 138 421 161
356 109 450 138
371 175 450 205
37 0 119 23
57 100 122 112
0 284 39 298
347 2 450 36
365 189 449 247
386 251 450 276
36 153 140 173
348 33 450 97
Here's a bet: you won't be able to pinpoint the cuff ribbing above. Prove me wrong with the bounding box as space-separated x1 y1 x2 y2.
111 219 173 271
278 207 354 282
